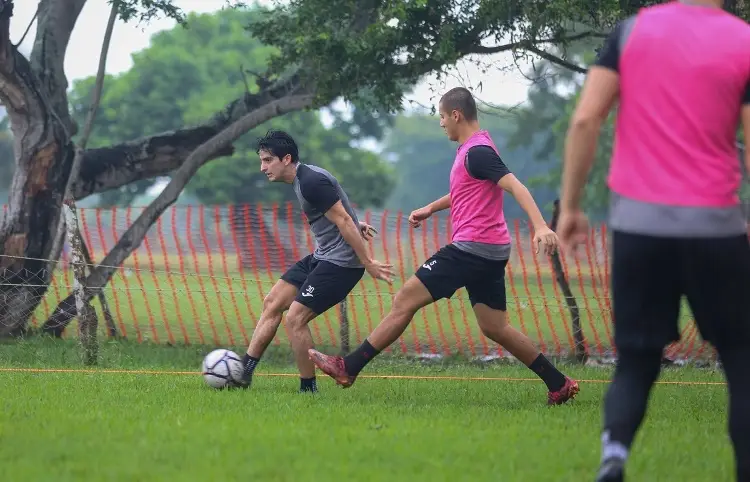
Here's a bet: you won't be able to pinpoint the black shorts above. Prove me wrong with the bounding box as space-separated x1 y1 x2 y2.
280 255 365 315
415 244 508 311
612 230 750 352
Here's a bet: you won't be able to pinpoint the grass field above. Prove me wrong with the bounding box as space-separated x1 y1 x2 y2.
0 338 731 481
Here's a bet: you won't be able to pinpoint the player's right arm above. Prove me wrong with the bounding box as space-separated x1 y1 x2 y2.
427 194 451 213
409 194 450 227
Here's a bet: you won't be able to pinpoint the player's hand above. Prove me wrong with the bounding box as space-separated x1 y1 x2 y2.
359 222 378 241
408 206 432 228
365 259 395 284
557 209 590 255
532 225 560 256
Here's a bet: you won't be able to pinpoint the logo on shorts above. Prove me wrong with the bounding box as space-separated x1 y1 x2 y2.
301 285 315 297
422 260 437 271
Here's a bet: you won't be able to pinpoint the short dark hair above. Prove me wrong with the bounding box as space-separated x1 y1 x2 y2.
256 130 299 163
440 87 478 121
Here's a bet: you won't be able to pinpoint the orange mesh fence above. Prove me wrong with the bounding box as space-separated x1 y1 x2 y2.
8 203 711 361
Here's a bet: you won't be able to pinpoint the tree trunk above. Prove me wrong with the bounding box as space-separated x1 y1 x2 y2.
0 1 82 337
549 200 587 362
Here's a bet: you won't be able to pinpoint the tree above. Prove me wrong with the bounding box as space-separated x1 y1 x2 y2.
4 0 724 336
68 9 395 208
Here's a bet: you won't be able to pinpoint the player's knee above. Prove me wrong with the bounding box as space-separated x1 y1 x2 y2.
262 294 286 315
391 286 430 320
390 297 420 323
475 306 509 338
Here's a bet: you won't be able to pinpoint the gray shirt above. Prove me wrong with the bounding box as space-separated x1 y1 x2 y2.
293 163 363 268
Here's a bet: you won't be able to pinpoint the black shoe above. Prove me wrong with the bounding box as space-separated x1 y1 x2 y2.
234 373 252 389
596 457 625 482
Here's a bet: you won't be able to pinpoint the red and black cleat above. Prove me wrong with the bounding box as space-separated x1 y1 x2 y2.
548 377 580 405
308 349 357 388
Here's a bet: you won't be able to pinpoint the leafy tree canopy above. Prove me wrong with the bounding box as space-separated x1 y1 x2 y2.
68 7 395 207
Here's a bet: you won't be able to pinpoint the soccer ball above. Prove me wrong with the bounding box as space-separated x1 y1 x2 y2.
201 349 244 389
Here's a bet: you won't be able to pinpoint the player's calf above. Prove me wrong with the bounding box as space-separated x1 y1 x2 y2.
237 295 290 388
475 305 578 404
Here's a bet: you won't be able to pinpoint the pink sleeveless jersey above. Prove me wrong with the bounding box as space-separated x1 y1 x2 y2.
449 130 511 245
608 2 750 208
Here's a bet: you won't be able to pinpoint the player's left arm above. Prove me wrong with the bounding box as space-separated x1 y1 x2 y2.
324 201 375 267
466 146 550 233
560 24 621 212
497 175 551 233
301 176 374 267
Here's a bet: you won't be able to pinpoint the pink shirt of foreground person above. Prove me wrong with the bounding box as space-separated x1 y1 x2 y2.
558 2 750 481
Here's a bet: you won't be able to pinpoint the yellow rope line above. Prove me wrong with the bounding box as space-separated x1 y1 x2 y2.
0 367 727 386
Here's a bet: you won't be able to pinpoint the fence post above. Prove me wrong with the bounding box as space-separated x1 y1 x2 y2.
63 200 98 365
339 298 350 355
549 200 587 363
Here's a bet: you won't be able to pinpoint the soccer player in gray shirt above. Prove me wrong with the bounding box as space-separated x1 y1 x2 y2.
237 130 394 392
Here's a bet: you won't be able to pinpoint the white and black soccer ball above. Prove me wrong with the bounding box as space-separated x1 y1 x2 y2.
201 349 244 389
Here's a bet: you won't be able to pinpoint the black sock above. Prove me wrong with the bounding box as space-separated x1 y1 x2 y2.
528 354 567 392
718 348 750 481
241 353 260 379
300 377 317 393
602 348 662 456
343 339 381 376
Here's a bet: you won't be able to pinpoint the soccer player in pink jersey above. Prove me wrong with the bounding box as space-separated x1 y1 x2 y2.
309 87 580 405
559 1 750 480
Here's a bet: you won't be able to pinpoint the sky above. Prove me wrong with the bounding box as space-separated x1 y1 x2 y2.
10 0 536 113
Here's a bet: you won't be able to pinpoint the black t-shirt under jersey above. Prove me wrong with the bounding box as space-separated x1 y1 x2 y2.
465 145 511 183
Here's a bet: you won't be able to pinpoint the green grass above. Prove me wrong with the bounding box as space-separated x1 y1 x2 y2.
0 338 732 481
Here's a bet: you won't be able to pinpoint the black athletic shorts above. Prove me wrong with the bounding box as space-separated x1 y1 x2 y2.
612 230 750 351
415 244 508 311
280 254 365 315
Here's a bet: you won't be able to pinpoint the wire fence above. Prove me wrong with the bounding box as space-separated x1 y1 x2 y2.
0 203 718 363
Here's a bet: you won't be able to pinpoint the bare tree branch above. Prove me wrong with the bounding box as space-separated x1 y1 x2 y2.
467 30 604 56
524 45 587 74
29 0 87 134
13 2 37 47
72 72 305 199
51 1 119 264
43 93 315 334
466 30 600 75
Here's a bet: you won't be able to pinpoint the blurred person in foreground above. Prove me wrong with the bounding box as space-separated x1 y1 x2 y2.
308 87 580 405
557 1 750 481
237 130 394 393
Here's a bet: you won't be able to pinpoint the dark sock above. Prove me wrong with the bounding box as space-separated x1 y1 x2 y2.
718 348 750 481
241 353 260 379
300 377 317 393
528 354 567 392
602 348 662 461
343 339 381 376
